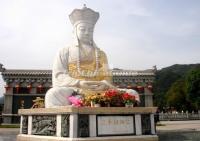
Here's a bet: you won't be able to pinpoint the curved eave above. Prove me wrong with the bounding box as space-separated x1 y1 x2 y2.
2 69 52 77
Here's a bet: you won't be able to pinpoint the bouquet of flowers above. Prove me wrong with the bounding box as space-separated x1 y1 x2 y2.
70 89 138 107
103 89 124 107
122 93 136 105
84 93 104 106
68 95 83 107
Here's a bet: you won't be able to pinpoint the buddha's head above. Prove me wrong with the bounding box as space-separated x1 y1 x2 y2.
75 22 94 44
69 5 99 45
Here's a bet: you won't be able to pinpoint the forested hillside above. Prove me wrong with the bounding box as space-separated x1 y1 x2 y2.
154 64 200 112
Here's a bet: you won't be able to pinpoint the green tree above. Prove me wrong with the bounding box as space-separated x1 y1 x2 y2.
186 68 200 110
166 79 189 112
153 64 200 110
154 71 181 110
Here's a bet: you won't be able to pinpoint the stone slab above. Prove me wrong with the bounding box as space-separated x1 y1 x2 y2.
18 107 157 115
97 115 134 136
17 134 158 141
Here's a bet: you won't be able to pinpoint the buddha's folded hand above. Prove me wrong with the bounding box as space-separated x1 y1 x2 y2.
79 80 109 91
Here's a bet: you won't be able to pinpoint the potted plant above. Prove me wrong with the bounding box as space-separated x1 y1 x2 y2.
84 93 103 107
122 93 136 107
103 89 124 107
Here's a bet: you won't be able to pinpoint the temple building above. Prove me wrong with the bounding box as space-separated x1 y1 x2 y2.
0 64 156 124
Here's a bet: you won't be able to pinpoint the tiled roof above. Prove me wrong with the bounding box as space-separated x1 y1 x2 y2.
112 69 155 76
1 69 155 77
2 69 52 76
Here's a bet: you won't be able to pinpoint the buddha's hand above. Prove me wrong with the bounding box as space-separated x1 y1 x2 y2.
79 80 110 91
101 80 116 89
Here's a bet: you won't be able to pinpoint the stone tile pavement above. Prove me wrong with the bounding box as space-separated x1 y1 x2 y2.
0 120 200 141
157 120 200 131
157 120 200 141
0 128 19 141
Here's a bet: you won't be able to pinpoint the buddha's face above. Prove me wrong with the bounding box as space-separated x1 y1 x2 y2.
76 22 94 44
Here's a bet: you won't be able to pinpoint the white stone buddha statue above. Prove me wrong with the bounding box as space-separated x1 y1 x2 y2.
45 5 139 108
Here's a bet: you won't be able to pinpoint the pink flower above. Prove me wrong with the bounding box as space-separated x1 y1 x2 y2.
68 96 83 107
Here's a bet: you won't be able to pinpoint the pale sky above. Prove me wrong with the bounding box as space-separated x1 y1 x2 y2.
0 0 200 96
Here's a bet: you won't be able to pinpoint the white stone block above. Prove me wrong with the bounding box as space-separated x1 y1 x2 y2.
69 114 78 138
28 116 32 135
97 115 134 136
56 115 61 137
135 114 142 135
20 116 23 134
89 115 96 137
151 114 156 134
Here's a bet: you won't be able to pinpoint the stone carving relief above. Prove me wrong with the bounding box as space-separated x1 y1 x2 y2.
141 114 151 135
78 114 89 137
32 115 56 136
22 116 28 134
61 114 70 137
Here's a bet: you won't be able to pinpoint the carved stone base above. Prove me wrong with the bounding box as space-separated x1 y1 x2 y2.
17 107 158 141
17 134 158 141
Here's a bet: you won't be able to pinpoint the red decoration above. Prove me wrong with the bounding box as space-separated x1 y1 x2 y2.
27 84 32 93
137 85 143 89
137 85 144 93
15 84 20 93
147 85 153 92
4 85 10 92
37 85 43 93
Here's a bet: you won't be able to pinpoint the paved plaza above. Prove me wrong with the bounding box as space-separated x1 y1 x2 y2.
157 120 200 131
0 128 19 141
0 120 200 141
157 120 200 141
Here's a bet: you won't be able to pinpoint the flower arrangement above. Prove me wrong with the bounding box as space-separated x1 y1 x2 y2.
103 89 124 107
68 95 83 107
122 93 136 105
84 93 104 106
68 89 138 107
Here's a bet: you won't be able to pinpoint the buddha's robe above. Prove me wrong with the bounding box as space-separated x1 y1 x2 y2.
45 44 111 108
45 44 139 108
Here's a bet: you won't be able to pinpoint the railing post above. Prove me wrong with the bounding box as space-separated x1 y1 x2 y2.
56 115 61 137
69 114 78 138
28 116 32 135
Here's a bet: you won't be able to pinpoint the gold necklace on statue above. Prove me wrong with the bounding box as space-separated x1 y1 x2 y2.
76 46 99 77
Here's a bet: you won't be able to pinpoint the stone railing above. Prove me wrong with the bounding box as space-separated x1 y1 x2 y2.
159 113 200 121
17 107 158 141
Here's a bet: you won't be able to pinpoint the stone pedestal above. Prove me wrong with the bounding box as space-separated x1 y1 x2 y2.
17 107 158 141
144 88 153 107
